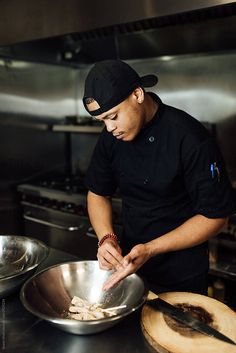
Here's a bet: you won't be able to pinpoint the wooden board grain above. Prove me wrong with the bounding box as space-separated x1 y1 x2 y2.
141 292 236 353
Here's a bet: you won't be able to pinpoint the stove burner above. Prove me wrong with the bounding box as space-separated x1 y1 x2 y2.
18 175 122 223
38 176 87 194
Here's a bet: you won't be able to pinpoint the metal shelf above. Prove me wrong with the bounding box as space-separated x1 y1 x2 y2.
51 124 103 133
209 262 236 281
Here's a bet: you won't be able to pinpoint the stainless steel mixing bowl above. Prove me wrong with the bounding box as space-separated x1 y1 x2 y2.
0 235 49 297
20 260 148 335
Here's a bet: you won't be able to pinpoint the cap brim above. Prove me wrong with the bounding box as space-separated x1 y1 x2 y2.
140 74 158 87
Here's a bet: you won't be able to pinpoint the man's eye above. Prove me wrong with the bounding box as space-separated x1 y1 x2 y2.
110 115 117 120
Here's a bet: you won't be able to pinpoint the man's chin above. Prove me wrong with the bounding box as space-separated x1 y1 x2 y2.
122 136 132 142
124 133 138 142
117 131 137 142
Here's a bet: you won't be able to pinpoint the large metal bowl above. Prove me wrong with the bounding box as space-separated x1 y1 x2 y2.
0 235 49 297
20 261 148 335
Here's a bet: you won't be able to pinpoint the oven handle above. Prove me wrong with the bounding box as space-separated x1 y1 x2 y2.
23 214 83 232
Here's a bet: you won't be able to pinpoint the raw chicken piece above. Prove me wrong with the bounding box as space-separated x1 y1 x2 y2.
67 296 113 321
67 296 126 321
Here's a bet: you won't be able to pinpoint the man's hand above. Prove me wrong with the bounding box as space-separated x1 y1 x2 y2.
97 239 124 271
102 243 152 291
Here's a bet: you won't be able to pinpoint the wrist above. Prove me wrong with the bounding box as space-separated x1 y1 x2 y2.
145 241 156 258
98 233 118 247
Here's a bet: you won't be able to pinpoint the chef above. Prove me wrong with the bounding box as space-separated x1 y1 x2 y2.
83 60 235 294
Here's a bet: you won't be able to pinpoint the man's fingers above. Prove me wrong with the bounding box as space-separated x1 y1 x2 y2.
103 250 123 267
97 242 125 272
102 264 133 291
122 253 134 266
109 246 124 264
98 243 124 268
98 256 114 270
102 272 124 291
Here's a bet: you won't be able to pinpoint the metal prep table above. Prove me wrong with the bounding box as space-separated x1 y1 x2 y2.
1 248 155 353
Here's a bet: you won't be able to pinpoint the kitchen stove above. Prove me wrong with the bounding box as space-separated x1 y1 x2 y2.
18 177 122 221
17 175 123 259
37 175 87 194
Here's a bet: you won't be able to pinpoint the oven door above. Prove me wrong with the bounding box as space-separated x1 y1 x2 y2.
22 204 98 260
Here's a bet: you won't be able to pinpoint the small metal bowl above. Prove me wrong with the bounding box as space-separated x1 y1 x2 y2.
20 261 148 335
0 235 49 297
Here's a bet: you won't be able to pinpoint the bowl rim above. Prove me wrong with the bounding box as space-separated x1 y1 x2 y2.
20 260 149 325
0 235 49 280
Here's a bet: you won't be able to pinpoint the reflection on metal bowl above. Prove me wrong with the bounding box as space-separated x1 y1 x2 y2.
0 235 49 297
20 260 148 335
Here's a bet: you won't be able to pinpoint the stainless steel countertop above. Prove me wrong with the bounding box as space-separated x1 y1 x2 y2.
1 248 155 353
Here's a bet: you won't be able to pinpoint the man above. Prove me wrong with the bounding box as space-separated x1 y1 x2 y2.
83 59 235 294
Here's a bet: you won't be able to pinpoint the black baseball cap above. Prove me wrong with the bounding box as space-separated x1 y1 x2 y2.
83 60 158 116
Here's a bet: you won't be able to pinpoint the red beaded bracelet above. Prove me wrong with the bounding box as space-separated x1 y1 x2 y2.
98 233 118 247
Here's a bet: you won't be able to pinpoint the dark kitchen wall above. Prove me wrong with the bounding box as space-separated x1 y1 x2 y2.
0 121 66 233
0 61 78 233
0 61 79 187
0 122 65 186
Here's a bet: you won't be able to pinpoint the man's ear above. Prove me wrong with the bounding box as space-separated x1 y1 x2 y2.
133 87 144 104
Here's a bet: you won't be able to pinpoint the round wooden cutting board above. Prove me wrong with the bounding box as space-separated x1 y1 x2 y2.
141 292 236 353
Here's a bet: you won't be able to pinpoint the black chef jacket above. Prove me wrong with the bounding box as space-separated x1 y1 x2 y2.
85 94 235 286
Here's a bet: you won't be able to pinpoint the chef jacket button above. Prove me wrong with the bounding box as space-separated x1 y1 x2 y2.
143 178 149 184
148 136 155 142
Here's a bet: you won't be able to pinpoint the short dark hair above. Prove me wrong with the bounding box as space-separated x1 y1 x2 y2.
84 97 95 105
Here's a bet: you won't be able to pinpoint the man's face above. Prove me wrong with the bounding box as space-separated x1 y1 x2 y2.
86 89 145 141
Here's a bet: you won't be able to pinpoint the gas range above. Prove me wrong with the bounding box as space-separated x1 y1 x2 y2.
36 175 87 194
17 175 123 260
17 175 122 223
17 176 88 216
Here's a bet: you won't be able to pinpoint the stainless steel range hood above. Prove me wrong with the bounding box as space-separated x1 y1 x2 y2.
0 0 236 65
0 0 234 45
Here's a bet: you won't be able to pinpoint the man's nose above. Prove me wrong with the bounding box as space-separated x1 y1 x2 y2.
105 120 116 132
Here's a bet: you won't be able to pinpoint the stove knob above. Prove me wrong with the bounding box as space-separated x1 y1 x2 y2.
65 203 75 212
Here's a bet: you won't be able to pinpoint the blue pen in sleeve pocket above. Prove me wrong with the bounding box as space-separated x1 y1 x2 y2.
210 162 220 181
